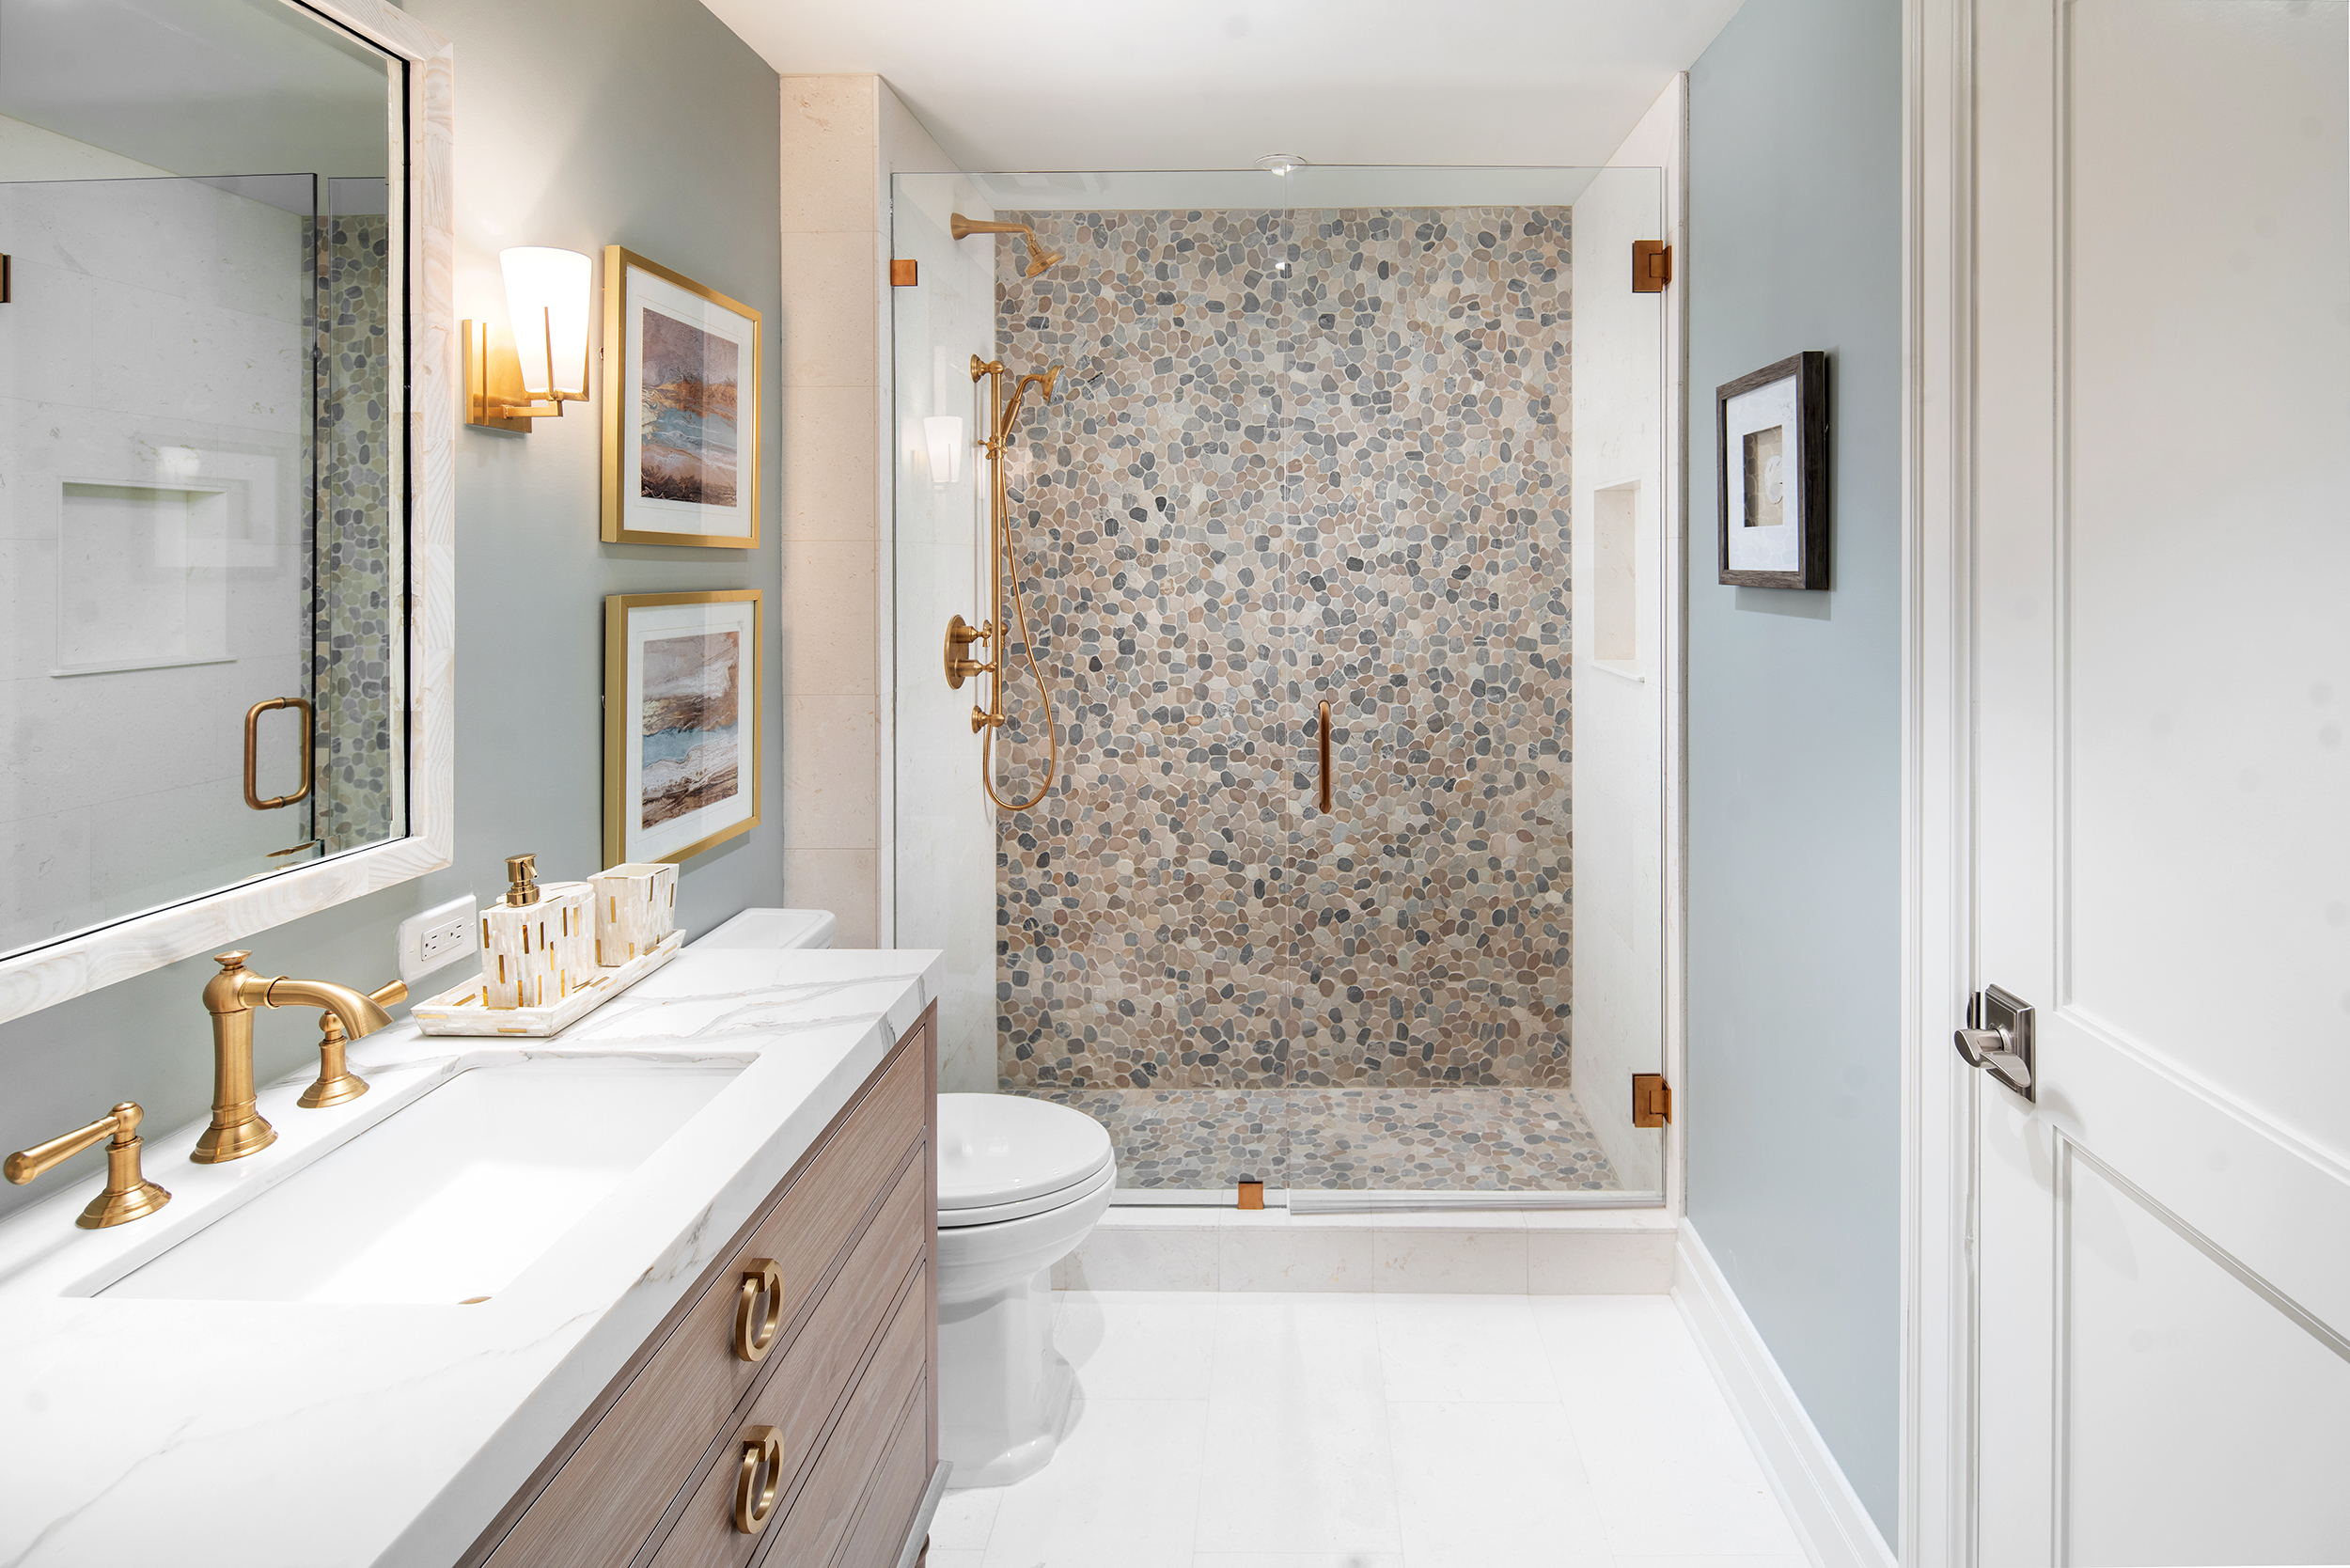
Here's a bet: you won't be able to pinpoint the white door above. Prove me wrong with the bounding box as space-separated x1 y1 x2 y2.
1969 3 2350 1563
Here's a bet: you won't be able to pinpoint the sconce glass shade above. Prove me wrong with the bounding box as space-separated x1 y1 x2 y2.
498 246 591 398
923 415 965 488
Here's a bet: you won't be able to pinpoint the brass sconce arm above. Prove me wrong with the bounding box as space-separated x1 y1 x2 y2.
196 952 398 1163
7 1102 171 1229
464 316 588 432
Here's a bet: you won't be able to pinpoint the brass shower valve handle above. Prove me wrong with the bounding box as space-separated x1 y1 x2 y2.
6 1102 171 1229
944 615 995 690
298 980 409 1109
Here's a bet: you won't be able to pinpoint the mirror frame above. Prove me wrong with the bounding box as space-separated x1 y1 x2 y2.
0 0 457 1024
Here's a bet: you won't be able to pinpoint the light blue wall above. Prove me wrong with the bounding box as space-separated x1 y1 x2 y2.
1685 0 1904 1540
0 0 782 1220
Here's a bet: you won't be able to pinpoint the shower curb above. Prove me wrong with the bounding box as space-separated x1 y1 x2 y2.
1049 1205 1677 1294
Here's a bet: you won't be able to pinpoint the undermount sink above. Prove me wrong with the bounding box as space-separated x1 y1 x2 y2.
95 1056 744 1305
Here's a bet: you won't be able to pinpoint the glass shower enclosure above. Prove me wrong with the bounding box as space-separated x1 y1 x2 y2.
892 165 1666 1207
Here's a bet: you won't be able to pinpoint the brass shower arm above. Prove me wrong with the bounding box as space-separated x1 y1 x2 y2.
949 213 1064 277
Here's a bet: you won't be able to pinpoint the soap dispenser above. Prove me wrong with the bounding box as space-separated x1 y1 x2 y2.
479 853 595 1009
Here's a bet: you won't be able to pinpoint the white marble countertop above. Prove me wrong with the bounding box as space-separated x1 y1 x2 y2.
0 947 941 1568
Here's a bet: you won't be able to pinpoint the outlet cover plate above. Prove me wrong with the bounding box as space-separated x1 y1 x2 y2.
397 893 478 985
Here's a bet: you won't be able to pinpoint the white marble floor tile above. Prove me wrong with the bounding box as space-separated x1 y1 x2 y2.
925 1553 987 1568
981 1395 1210 1568
1373 1293 1562 1403
1197 1296 1401 1555
1386 1400 1617 1568
930 1485 1002 1551
1533 1299 1807 1559
1605 1558 1809 1567
1191 1558 1407 1567
1058 1291 1219 1400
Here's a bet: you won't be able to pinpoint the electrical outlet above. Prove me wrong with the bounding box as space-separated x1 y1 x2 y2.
397 893 479 985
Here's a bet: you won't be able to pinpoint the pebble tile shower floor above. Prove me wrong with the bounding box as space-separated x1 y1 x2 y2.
927 1291 1808 1568
1017 1086 1623 1192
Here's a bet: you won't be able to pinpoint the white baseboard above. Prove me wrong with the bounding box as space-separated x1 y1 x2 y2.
1673 1222 1897 1568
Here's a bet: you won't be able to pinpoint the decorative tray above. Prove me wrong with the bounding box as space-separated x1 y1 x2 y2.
410 930 686 1037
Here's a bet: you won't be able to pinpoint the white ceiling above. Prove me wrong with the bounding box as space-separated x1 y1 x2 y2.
700 0 1746 173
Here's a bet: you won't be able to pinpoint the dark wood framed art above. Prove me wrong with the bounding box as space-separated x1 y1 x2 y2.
1716 351 1829 589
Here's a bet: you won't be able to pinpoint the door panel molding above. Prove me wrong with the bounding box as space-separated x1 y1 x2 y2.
1902 0 1981 1563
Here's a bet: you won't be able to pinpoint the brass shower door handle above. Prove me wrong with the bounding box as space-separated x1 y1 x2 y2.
243 697 314 810
1317 699 1333 812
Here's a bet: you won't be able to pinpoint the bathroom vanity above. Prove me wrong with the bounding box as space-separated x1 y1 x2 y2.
0 949 945 1568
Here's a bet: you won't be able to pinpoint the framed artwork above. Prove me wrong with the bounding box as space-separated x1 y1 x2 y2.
1716 351 1828 589
601 246 761 547
603 589 761 865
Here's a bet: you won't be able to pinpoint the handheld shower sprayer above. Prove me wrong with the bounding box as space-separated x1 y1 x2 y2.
947 353 1065 812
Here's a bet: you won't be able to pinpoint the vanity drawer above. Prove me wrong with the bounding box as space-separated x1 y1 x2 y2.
830 1380 932 1568
751 1270 930 1568
650 1167 927 1567
481 1028 928 1568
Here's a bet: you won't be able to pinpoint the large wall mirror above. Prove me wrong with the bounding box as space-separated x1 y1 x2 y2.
0 0 454 1022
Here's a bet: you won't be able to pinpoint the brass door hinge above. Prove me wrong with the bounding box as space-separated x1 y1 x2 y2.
890 259 918 287
1633 239 1671 292
1632 1073 1672 1127
1 253 11 304
1237 1179 1264 1211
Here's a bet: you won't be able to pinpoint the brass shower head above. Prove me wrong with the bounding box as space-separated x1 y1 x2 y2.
951 212 1062 278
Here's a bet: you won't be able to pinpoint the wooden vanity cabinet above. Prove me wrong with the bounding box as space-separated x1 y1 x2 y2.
466 1004 940 1568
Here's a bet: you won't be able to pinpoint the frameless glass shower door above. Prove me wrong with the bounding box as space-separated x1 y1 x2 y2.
893 165 1667 1202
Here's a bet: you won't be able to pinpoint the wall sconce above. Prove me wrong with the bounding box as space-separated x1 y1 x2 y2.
464 246 591 432
923 415 965 489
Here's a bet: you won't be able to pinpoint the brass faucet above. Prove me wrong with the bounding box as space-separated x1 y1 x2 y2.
197 951 395 1163
6 1102 170 1228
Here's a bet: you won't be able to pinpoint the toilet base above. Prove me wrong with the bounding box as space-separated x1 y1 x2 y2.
937 1265 1076 1487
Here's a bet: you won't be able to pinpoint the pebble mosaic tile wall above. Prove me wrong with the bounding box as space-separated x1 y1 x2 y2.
993 204 1576 1105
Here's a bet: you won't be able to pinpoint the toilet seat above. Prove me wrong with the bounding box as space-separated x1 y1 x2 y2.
937 1093 1116 1217
936 1155 1116 1228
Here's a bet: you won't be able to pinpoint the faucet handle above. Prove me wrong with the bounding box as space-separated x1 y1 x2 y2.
298 980 408 1110
5 1103 171 1229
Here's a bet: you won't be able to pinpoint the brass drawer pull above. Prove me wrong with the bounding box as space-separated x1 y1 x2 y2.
734 1424 782 1533
735 1258 783 1361
243 696 314 810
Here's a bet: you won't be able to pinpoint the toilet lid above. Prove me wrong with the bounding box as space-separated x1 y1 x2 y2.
936 1093 1115 1210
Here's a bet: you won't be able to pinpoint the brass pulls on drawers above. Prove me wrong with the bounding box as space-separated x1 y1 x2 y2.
734 1424 783 1533
735 1258 783 1361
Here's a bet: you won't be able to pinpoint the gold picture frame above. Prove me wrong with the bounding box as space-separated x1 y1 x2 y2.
601 245 762 547
603 589 762 865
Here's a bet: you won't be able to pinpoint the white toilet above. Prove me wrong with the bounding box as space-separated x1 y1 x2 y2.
934 1092 1115 1483
692 911 1116 1485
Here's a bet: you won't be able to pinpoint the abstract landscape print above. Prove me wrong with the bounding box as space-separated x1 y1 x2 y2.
604 589 760 867
603 248 761 547
636 307 739 508
638 629 740 828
